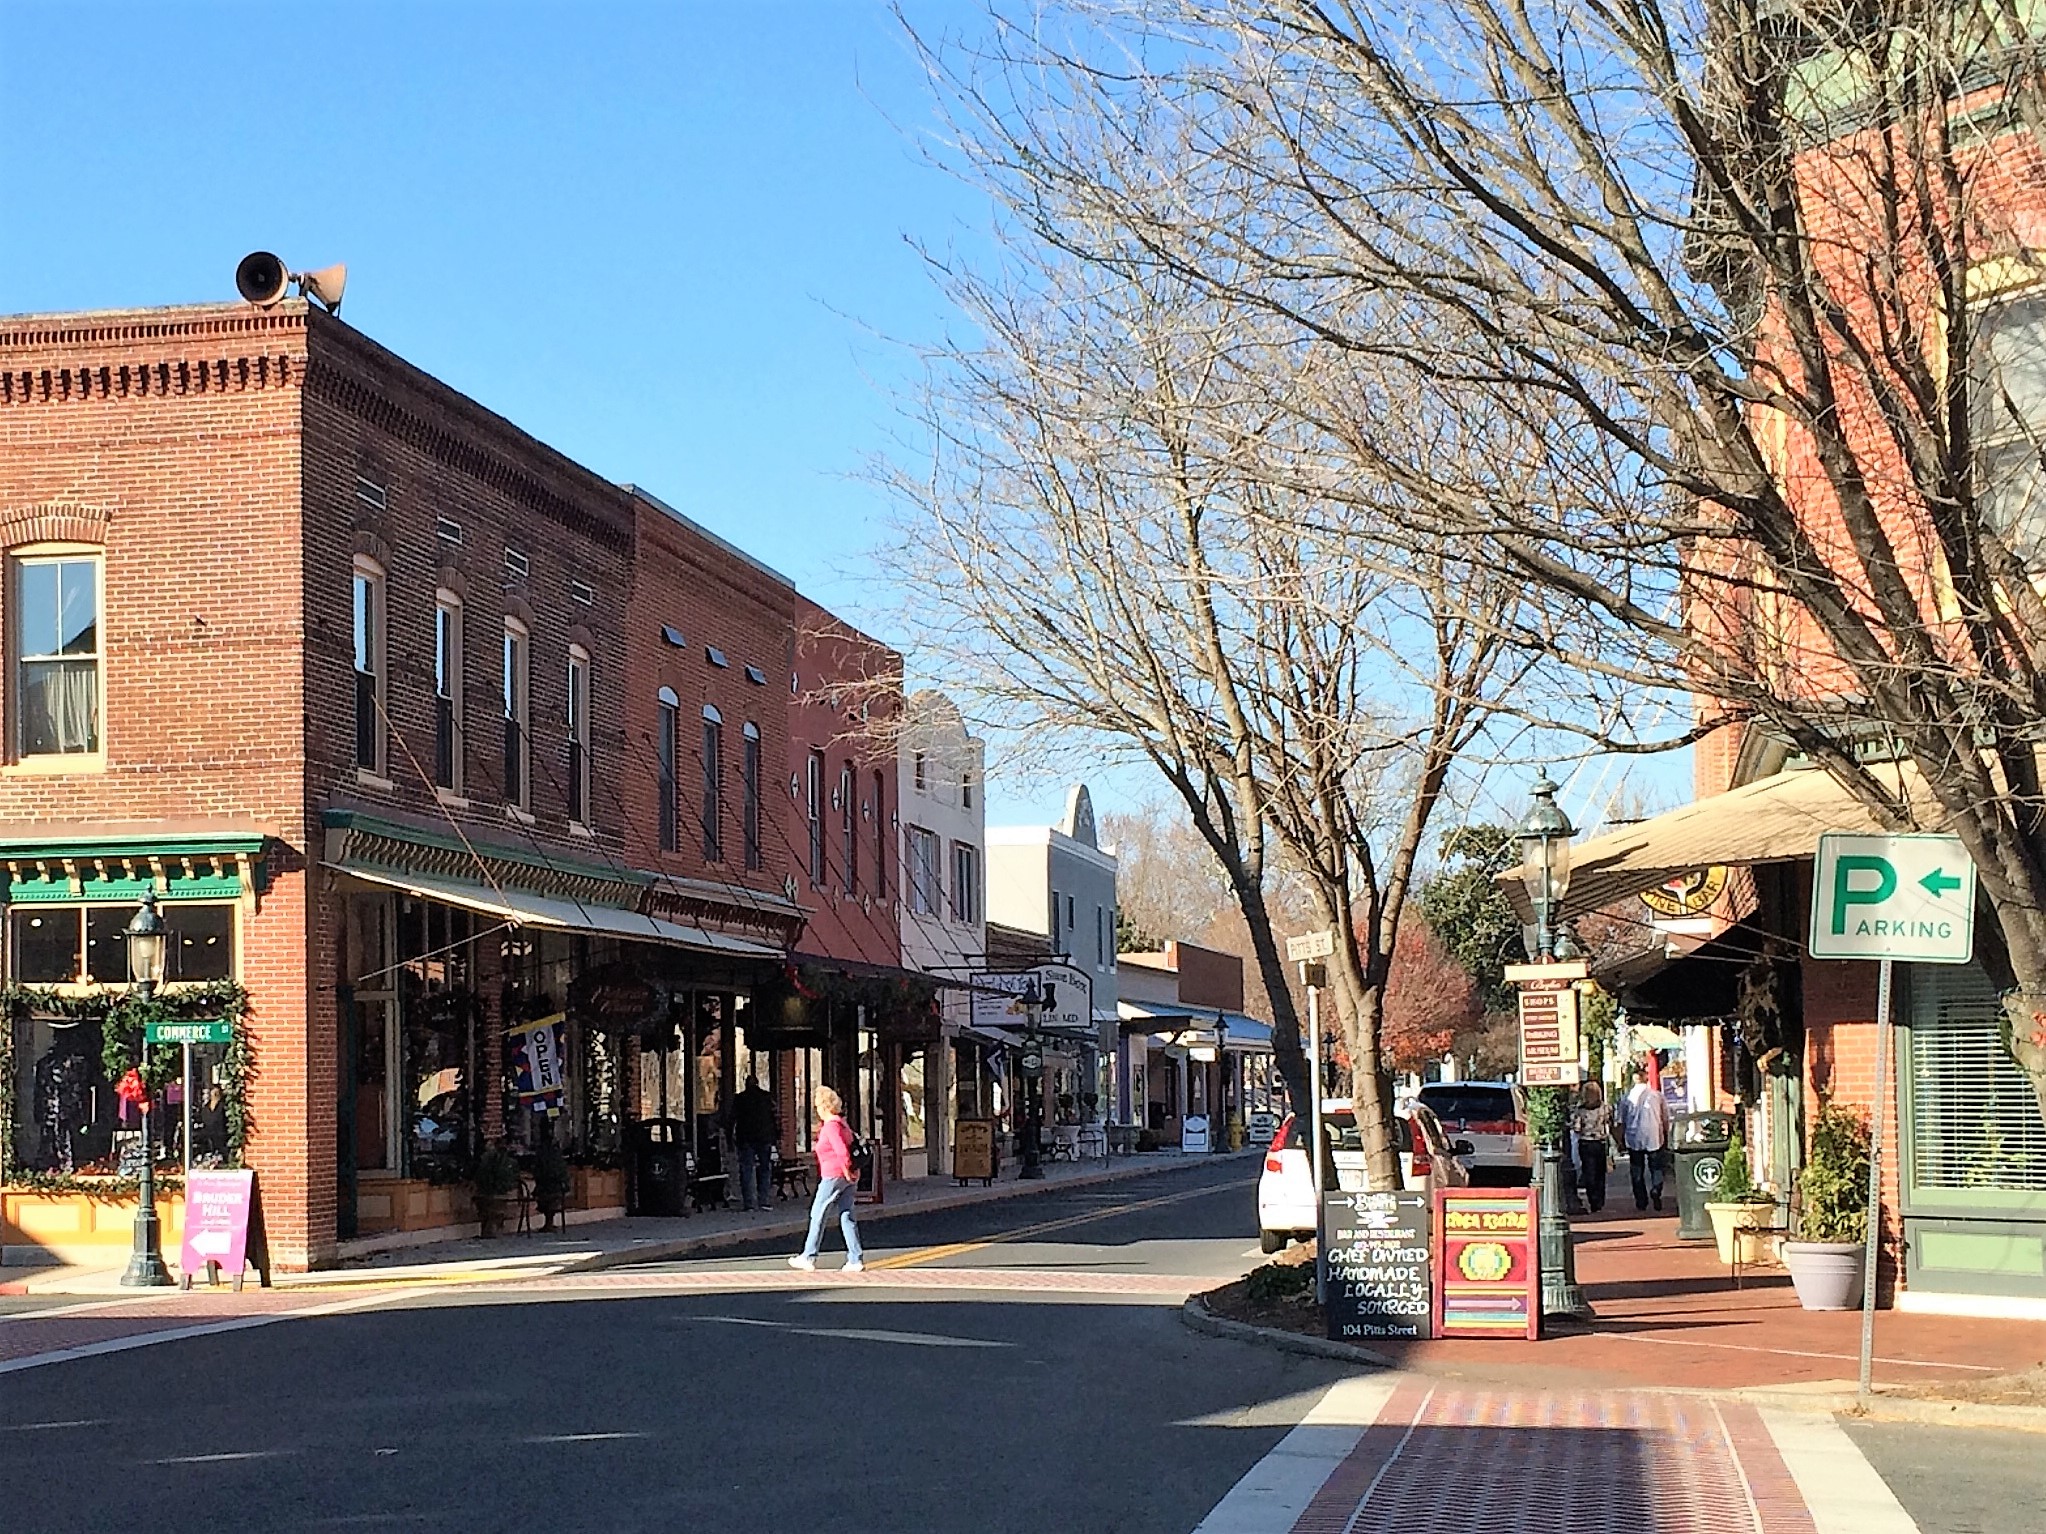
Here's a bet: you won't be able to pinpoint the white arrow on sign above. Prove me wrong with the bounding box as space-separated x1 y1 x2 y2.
1809 832 1976 964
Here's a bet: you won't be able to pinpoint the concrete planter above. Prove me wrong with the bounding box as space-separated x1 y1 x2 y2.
1782 1240 1866 1311
1704 1199 1774 1264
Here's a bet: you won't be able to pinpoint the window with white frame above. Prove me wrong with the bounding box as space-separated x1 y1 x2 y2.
13 552 102 759
742 723 763 870
434 593 463 792
951 842 980 924
906 826 941 916
657 687 680 852
702 705 724 862
1974 290 2046 554
806 750 825 884
352 559 385 773
567 645 591 824
871 769 887 897
502 619 530 809
840 761 858 894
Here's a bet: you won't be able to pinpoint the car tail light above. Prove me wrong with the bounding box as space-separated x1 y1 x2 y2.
1269 1116 1294 1152
1470 1119 1521 1136
1409 1141 1432 1176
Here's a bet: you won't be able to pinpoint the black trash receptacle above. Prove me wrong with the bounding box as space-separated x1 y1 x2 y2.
629 1118 690 1218
1671 1110 1735 1241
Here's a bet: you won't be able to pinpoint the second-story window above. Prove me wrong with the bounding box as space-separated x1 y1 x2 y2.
1975 292 2046 553
13 552 102 759
657 688 679 852
962 770 973 810
502 619 529 811
872 768 887 898
352 559 384 774
951 842 980 924
906 826 941 917
702 705 724 862
742 723 762 870
434 593 463 793
913 750 927 791
806 749 826 884
567 646 591 825
840 762 858 894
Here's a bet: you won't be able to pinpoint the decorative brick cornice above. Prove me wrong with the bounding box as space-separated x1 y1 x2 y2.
1 501 110 549
0 348 302 406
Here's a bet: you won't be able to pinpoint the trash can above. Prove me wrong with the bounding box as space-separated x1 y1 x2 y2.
1670 1110 1735 1241
629 1118 690 1218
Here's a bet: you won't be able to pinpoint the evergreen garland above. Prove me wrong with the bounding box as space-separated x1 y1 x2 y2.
0 980 252 1185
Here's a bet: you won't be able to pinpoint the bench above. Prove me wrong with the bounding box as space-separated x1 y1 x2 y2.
774 1156 813 1202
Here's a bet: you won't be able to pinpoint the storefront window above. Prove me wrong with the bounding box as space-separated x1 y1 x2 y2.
901 1049 926 1151
8 901 236 986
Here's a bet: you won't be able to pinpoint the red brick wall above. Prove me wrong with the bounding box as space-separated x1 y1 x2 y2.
0 304 321 1263
788 596 902 967
1801 955 1905 1297
622 496 794 898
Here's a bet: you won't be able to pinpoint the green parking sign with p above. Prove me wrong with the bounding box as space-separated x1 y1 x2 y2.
1809 833 1976 964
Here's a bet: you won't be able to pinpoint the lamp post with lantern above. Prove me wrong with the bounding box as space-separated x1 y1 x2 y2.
119 890 175 1288
1017 982 1050 1180
1516 775 1594 1321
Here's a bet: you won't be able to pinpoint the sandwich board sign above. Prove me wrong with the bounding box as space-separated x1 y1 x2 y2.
1809 834 1976 964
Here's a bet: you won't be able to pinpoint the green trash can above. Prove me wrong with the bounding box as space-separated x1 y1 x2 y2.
1671 1110 1735 1241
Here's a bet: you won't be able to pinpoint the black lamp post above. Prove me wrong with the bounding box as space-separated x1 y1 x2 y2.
1516 776 1593 1321
121 891 174 1288
1018 983 1049 1180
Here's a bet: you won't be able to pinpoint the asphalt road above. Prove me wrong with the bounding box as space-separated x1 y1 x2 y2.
4 1159 2041 1534
0 1159 1344 1534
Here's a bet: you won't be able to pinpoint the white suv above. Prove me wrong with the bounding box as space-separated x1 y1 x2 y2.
1256 1101 1471 1253
1416 1081 1533 1187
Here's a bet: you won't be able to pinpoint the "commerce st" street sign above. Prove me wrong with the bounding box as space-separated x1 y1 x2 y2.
1808 833 1976 964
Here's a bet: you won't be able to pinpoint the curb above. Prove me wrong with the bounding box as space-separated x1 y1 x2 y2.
1177 1296 2046 1434
562 1151 1262 1276
1179 1294 1394 1369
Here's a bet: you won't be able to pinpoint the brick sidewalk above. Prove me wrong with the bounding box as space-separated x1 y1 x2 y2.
1349 1206 2044 1393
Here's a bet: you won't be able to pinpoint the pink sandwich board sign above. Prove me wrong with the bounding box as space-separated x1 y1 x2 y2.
178 1169 271 1290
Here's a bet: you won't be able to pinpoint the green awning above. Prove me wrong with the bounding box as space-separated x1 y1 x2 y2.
0 831 269 904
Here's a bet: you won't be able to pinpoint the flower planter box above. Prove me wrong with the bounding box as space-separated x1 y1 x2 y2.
570 1166 624 1212
2 1185 187 1266
353 1178 472 1236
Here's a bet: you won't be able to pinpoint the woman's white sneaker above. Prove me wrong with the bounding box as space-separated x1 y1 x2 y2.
787 1254 815 1270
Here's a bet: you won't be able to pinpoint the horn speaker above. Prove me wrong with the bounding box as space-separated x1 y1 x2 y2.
299 263 347 314
234 251 289 307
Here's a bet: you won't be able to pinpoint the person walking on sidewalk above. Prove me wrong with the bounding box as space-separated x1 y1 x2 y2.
733 1070 779 1212
788 1085 864 1272
1622 1069 1672 1212
1571 1082 1613 1213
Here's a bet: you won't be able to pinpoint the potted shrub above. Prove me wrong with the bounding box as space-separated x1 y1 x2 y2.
1783 1100 1871 1311
1703 1128 1776 1264
471 1144 520 1238
532 1141 571 1232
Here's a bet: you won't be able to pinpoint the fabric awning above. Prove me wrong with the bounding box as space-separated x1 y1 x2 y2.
1119 1002 1276 1052
327 863 782 959
1501 764 1937 921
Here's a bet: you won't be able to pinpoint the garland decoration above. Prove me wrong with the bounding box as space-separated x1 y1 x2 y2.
0 980 253 1185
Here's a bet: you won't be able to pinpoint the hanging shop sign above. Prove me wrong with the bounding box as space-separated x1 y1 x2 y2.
179 1168 270 1291
1433 1188 1541 1340
1516 979 1584 1087
1324 1189 1433 1342
508 1013 569 1114
1639 867 1729 920
969 964 1093 1036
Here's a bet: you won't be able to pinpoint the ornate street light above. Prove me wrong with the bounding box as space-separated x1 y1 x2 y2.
1516 777 1593 1321
1516 772 1574 961
1017 982 1051 1180
120 891 174 1288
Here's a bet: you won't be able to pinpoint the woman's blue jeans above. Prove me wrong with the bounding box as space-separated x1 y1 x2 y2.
801 1175 864 1263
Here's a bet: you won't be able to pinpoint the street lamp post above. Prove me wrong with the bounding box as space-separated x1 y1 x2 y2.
1018 983 1048 1180
1516 776 1594 1322
121 891 175 1288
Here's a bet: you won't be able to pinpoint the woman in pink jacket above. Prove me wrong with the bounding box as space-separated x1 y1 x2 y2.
788 1085 864 1271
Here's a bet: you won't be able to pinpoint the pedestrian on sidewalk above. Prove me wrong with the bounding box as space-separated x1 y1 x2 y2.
733 1070 779 1212
1571 1082 1613 1213
1621 1068 1672 1212
788 1085 864 1273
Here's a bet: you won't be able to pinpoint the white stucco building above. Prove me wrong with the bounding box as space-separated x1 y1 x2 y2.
896 690 985 1175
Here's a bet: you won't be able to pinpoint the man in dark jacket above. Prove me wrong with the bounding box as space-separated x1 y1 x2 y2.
732 1071 780 1211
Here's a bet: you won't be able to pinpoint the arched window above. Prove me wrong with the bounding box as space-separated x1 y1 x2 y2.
742 723 763 871
433 590 463 793
701 705 724 861
657 688 680 851
840 761 858 894
352 556 385 775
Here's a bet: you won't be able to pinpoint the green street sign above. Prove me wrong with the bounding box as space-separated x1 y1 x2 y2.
143 1018 233 1045
1809 833 1976 964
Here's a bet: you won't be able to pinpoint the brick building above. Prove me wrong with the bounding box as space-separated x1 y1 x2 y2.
0 300 814 1268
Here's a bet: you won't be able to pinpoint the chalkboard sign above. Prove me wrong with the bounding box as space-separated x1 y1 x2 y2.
1323 1190 1433 1342
114 1130 148 1180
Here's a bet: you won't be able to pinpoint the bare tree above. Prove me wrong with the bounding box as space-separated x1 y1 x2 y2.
1102 805 1237 948
913 1 2046 1116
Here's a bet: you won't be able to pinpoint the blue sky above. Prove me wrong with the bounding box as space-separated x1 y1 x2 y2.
0 1 1684 836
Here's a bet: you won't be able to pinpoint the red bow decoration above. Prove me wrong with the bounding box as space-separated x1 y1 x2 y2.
115 1068 151 1110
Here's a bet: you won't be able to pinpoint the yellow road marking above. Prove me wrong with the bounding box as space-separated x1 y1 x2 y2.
866 1181 1233 1270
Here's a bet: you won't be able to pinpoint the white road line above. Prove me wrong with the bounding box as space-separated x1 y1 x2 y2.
692 1315 1013 1348
150 1450 286 1465
1188 1375 1399 1534
522 1432 647 1444
1760 1409 1922 1534
0 1288 411 1376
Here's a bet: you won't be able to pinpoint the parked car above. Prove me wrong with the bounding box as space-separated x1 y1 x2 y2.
1256 1101 1472 1253
1416 1081 1533 1186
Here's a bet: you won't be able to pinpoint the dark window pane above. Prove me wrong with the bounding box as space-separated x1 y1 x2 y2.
11 908 80 983
21 658 99 754
658 703 678 851
83 904 140 985
168 905 234 981
1417 1086 1517 1124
